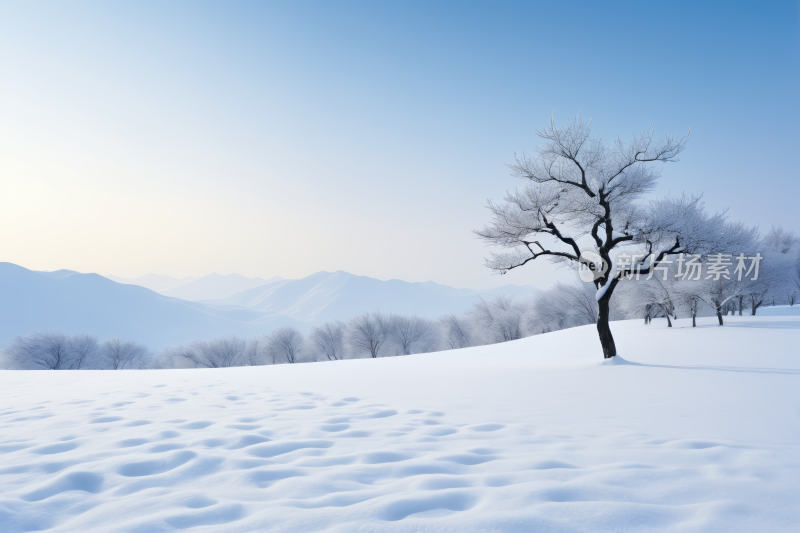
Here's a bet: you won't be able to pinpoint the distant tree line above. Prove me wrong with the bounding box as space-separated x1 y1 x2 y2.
3 218 799 371
0 295 586 369
615 225 800 327
3 331 148 370
3 226 798 371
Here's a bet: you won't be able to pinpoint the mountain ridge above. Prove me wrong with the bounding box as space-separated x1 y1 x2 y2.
199 270 537 323
104 273 198 293
1 263 296 350
104 272 284 301
2 263 536 350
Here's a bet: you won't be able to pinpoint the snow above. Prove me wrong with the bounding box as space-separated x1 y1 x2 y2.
595 256 616 301
758 305 800 316
1 315 799 532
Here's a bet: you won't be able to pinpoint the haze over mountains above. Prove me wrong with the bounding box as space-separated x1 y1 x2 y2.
199 271 536 324
1 263 295 350
2 263 535 350
105 273 283 301
104 273 198 293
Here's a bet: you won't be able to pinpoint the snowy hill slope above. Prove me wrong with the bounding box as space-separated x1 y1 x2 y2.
757 304 800 316
1 315 797 532
0 263 297 350
201 271 537 323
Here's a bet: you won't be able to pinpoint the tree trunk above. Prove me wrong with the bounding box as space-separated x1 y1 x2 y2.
596 298 617 358
666 314 672 327
750 296 759 316
738 296 743 316
692 313 696 327
716 310 724 325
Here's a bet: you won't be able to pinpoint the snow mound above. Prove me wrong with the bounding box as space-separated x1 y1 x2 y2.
1 315 798 532
596 354 635 365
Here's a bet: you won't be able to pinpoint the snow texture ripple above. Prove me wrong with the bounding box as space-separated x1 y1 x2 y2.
1 315 799 532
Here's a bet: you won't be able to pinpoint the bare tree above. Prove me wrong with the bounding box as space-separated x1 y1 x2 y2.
491 296 526 342
685 295 702 327
469 295 526 343
793 255 800 297
6 331 74 369
439 314 472 349
348 312 390 358
244 339 263 366
474 115 763 356
750 225 800 314
5 331 103 370
704 276 745 325
565 282 598 324
390 315 434 355
550 282 598 325
71 333 99 369
267 326 304 364
670 274 706 327
206 336 246 367
476 115 692 357
147 349 179 369
764 225 796 254
101 338 148 369
309 321 346 361
533 290 571 332
642 276 678 327
192 336 248 368
748 286 770 316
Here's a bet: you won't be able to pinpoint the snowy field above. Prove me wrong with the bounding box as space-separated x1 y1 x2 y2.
1 316 799 532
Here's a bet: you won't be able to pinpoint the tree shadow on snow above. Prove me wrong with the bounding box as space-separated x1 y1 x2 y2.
616 357 800 376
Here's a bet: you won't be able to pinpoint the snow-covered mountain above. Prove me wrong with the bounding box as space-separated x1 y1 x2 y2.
0 263 296 350
104 272 283 301
159 273 283 301
1 264 535 350
199 271 537 323
104 273 198 293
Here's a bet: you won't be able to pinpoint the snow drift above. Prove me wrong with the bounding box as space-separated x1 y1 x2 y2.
0 315 798 532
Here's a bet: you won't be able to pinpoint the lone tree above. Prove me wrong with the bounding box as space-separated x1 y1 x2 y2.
475 114 692 358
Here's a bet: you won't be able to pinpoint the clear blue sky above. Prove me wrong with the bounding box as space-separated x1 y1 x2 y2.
1 1 797 288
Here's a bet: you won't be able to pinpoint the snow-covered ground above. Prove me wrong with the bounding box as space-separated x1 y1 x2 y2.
1 316 798 532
